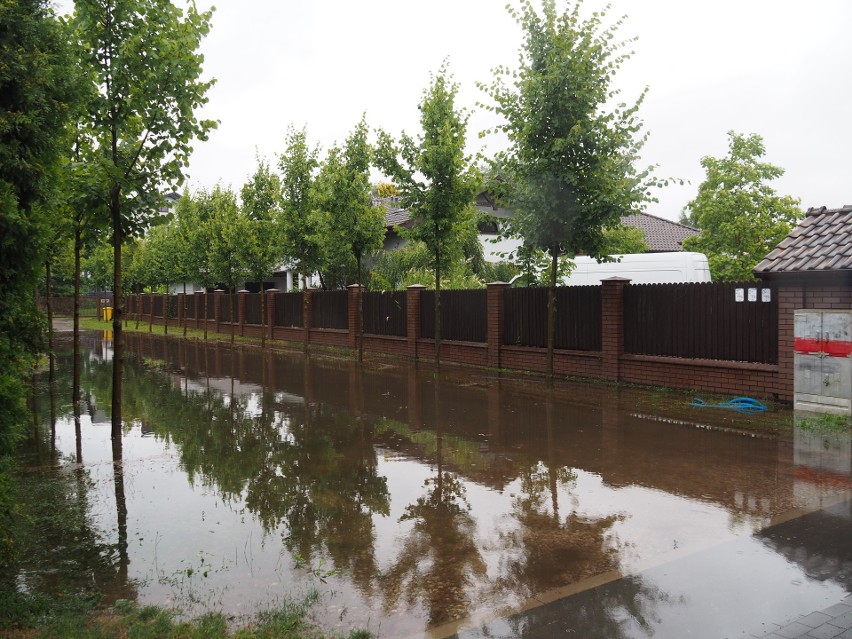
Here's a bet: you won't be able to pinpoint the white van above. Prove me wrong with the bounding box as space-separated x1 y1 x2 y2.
565 252 711 285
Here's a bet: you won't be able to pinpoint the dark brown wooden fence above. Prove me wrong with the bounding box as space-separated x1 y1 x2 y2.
205 293 215 320
624 282 777 363
244 293 262 325
363 290 407 337
312 290 348 329
40 295 104 317
503 286 601 351
421 289 487 343
274 292 303 327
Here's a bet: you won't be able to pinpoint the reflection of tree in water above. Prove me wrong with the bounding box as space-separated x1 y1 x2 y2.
502 574 674 639
498 459 621 593
250 403 389 595
6 362 136 607
381 461 486 626
85 345 391 598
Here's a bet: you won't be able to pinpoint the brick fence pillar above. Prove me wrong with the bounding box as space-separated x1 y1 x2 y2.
776 284 800 402
601 277 630 382
487 281 509 368
149 291 156 324
406 285 425 360
266 289 279 342
347 284 364 349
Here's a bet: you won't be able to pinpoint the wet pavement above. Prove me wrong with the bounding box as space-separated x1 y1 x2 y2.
444 499 852 638
23 331 852 637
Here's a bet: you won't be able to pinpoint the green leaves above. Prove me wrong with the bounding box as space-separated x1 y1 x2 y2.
480 0 650 262
682 131 803 281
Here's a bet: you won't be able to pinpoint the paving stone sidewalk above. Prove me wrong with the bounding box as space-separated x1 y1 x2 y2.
756 595 852 639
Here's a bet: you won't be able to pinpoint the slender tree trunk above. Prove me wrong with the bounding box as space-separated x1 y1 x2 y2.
301 257 308 354
182 282 188 337
148 292 153 333
260 283 266 348
546 245 558 388
164 290 169 335
203 289 208 340
45 260 54 387
229 288 235 345
73 226 81 409
111 184 124 441
434 244 441 374
357 253 363 363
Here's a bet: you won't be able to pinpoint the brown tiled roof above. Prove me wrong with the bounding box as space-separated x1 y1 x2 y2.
621 212 698 252
754 205 852 274
381 204 698 252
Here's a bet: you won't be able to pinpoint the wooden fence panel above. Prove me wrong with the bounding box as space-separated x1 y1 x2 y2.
244 293 262 325
274 292 303 328
363 290 407 337
503 286 601 351
312 290 348 329
167 296 178 319
421 289 487 343
623 282 777 363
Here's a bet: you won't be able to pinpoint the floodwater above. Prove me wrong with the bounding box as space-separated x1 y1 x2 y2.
19 332 852 638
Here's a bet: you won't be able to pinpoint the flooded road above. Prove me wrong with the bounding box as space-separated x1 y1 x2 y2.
20 332 852 637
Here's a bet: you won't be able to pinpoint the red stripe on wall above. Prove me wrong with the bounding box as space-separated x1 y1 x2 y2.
794 337 852 357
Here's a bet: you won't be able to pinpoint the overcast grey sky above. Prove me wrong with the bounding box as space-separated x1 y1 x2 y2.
61 0 852 221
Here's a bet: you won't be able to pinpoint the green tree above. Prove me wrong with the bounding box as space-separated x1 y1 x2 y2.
0 0 80 562
317 117 386 361
376 64 480 372
601 224 649 255
240 157 283 346
682 132 802 281
278 127 322 352
207 186 248 344
72 0 216 440
480 0 651 383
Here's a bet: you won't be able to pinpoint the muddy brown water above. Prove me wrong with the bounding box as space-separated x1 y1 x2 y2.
20 332 852 638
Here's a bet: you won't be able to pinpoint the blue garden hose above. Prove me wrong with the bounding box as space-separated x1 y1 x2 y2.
690 397 768 414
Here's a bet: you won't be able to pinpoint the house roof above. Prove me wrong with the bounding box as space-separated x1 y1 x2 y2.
621 212 698 252
754 205 852 275
381 201 697 252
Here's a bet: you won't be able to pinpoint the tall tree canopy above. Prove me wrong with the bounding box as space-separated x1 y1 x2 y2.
317 116 386 360
479 0 651 381
376 64 480 371
682 131 802 281
0 0 80 558
72 0 217 439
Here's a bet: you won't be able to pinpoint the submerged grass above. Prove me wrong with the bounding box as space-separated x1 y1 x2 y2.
0 596 372 639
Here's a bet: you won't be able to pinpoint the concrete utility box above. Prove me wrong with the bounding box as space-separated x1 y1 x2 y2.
794 310 852 414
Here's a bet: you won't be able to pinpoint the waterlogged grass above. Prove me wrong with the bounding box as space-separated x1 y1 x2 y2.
1 455 372 639
0 596 373 639
796 411 852 433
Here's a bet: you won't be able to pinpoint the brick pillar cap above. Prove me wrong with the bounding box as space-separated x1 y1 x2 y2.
487 281 511 287
602 276 631 283
195 290 205 294
214 288 225 293
347 283 365 289
407 284 427 290
237 289 250 294
265 288 280 293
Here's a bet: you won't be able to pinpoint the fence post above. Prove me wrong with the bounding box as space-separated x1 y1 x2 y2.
601 277 629 382
162 292 169 332
266 289 279 342
347 284 363 349
149 291 156 324
407 284 425 360
238 289 248 336
214 289 224 333
487 282 509 369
